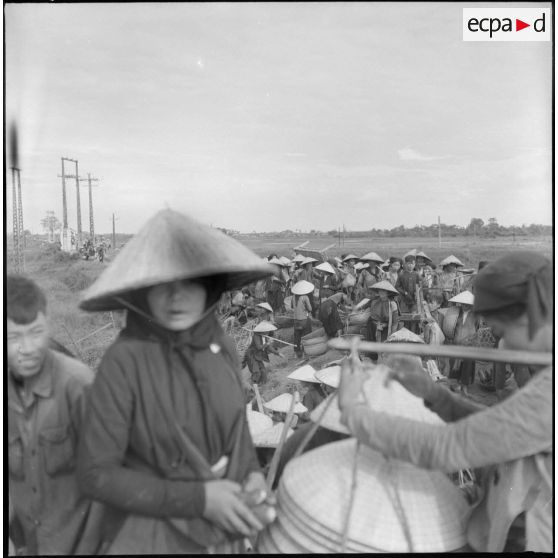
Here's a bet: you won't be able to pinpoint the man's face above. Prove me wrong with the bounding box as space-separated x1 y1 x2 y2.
7 312 50 380
404 260 415 272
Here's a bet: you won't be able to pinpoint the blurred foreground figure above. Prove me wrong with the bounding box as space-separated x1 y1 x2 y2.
7 275 102 555
77 209 276 554
339 251 552 552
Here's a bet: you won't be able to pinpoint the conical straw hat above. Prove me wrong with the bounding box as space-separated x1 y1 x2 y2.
314 365 341 388
253 320 277 333
252 422 295 448
292 254 306 263
256 302 273 313
449 290 474 305
279 256 292 266
370 280 399 295
360 251 384 263
288 364 320 383
309 393 350 434
416 251 432 263
353 262 364 271
314 262 336 275
300 256 319 266
274 438 469 552
263 393 308 414
80 209 274 311
291 280 314 295
246 410 273 438
386 327 425 344
439 255 464 267
268 256 284 266
403 248 417 259
342 254 358 262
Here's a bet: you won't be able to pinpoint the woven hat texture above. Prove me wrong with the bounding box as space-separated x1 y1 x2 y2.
80 209 274 311
300 256 319 266
342 254 358 262
264 438 469 552
291 280 315 295
288 364 320 383
315 262 336 275
314 365 341 388
253 320 277 333
256 302 273 312
370 280 399 295
439 255 464 267
360 251 384 263
386 327 425 344
449 290 474 306
263 393 308 414
252 422 294 448
246 410 273 438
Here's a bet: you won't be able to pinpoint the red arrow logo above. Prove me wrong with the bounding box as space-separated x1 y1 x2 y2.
516 19 530 31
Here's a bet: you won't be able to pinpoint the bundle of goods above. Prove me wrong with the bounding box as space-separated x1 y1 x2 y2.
258 364 471 553
348 308 371 326
301 328 328 357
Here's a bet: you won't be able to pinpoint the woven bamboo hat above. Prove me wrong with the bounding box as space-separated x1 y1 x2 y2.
314 365 341 388
386 327 424 344
261 437 469 553
288 364 320 383
291 280 314 295
449 290 474 306
268 256 285 266
342 254 358 262
292 254 306 263
403 248 417 259
439 255 464 267
252 422 295 448
253 320 277 333
256 302 273 313
246 409 273 439
80 209 274 311
263 393 308 414
300 256 319 266
279 256 292 266
314 262 336 275
309 393 350 435
416 251 432 263
360 251 384 263
370 280 399 295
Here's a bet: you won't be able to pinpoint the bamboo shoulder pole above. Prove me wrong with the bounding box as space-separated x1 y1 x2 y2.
327 338 552 367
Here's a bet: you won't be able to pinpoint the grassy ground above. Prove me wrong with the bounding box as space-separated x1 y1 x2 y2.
8 234 547 405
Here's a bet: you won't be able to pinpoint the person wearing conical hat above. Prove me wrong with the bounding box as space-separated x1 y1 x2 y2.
265 261 287 315
291 281 314 358
294 257 319 317
382 256 403 287
244 321 285 386
437 255 464 305
339 251 552 553
255 302 274 323
76 209 276 553
365 281 400 361
445 291 481 395
395 255 423 333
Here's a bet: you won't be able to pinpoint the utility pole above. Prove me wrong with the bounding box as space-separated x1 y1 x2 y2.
79 174 99 243
438 216 442 248
11 167 24 272
59 157 81 248
111 213 119 250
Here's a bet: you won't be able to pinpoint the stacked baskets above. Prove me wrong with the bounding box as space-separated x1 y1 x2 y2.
301 327 328 357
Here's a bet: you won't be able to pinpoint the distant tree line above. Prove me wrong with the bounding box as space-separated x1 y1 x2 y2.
326 218 552 239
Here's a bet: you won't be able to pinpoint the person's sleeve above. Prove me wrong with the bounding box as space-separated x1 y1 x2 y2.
423 383 484 421
340 369 552 473
304 297 312 312
394 275 405 296
76 347 206 519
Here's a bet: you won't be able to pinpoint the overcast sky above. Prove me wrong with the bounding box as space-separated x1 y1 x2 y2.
5 2 552 234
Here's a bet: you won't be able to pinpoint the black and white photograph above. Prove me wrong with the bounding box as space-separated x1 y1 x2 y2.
6 2 553 555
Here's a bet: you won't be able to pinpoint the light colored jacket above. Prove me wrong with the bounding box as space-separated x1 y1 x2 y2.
341 367 553 552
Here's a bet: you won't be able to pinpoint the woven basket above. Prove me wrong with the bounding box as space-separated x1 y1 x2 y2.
302 327 326 341
304 342 328 357
303 336 328 348
345 324 362 335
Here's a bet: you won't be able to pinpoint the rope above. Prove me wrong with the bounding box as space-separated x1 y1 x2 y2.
339 440 360 553
385 460 414 552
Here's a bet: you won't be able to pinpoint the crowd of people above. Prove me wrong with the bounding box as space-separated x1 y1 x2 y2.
7 208 552 555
